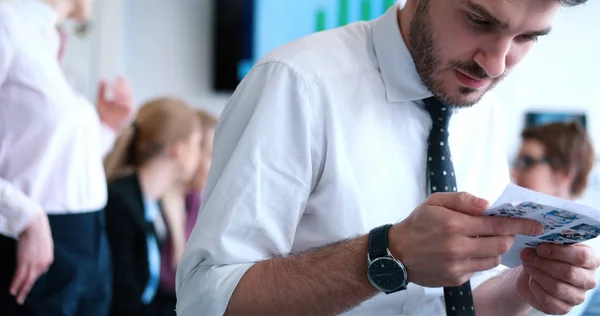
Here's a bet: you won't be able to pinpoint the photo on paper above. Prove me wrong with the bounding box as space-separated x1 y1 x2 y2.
537 232 579 245
525 241 544 247
537 209 582 232
569 223 600 238
544 209 581 221
483 203 513 216
535 225 599 245
485 204 526 218
557 229 596 242
516 202 545 211
538 215 566 232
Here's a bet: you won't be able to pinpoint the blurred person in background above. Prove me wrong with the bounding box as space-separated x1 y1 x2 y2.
0 0 133 315
512 121 598 316
159 110 217 308
56 24 83 92
512 121 594 201
103 98 201 316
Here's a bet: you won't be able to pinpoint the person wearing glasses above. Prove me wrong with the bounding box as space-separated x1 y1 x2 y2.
512 121 594 201
512 121 599 316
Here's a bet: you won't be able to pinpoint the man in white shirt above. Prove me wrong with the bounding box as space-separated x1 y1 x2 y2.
176 0 599 315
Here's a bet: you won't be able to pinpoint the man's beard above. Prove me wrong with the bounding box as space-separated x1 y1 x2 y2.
408 0 503 108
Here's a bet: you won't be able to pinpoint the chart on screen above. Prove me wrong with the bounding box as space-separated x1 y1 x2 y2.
242 0 396 78
213 0 398 91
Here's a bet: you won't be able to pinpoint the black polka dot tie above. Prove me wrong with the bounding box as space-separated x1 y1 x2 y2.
424 97 475 316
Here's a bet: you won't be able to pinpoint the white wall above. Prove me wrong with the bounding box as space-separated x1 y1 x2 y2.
122 0 228 117
60 0 125 100
63 0 600 157
62 0 228 117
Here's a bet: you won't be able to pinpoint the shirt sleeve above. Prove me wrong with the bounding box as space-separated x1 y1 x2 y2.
175 60 322 316
0 11 42 238
0 177 44 238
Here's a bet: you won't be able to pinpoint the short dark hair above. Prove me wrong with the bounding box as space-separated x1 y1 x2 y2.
521 121 595 197
559 0 587 6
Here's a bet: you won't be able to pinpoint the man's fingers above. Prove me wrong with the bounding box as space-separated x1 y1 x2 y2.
529 275 574 315
468 216 543 237
429 192 543 237
9 264 28 296
468 236 515 258
516 269 544 311
428 192 489 215
521 248 596 289
516 270 546 312
536 244 599 270
523 264 585 306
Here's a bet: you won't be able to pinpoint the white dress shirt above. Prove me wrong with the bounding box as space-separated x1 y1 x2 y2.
177 4 511 316
0 0 115 238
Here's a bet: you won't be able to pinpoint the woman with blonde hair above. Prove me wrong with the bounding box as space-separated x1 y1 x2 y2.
159 110 217 299
103 98 202 316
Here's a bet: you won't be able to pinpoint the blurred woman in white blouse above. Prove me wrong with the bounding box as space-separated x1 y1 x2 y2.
0 0 134 315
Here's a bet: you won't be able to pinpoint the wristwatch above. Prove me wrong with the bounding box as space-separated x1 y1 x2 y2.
367 224 408 294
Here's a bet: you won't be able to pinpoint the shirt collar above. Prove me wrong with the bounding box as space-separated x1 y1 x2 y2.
372 3 433 103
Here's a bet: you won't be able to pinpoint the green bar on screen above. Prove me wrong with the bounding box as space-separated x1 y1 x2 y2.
384 0 396 11
338 0 349 26
316 9 326 32
360 0 372 20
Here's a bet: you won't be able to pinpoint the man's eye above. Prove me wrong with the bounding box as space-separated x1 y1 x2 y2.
466 15 489 27
518 34 540 42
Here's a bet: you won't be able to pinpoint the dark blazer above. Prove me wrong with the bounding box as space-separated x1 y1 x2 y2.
105 173 160 316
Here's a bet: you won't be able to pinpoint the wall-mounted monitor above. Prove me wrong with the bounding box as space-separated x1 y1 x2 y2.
213 0 397 92
524 111 587 129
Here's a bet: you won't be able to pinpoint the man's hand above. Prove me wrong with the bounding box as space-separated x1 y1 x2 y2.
10 212 54 305
516 244 600 315
390 192 543 287
97 76 134 133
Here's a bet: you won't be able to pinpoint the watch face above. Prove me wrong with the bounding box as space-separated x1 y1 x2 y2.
367 257 406 292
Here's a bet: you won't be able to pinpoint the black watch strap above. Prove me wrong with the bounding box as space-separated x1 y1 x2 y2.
368 224 392 260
